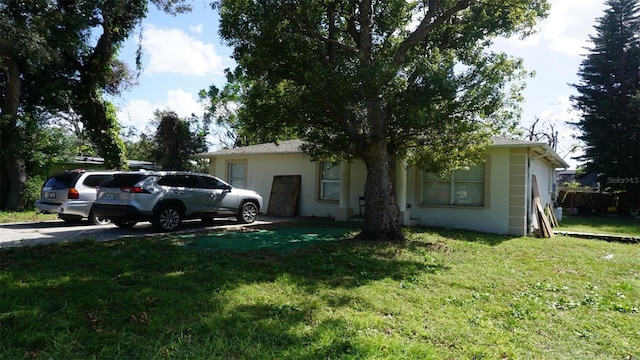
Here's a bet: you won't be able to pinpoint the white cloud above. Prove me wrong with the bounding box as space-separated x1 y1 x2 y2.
190 24 203 34
500 1 608 57
164 88 205 117
117 89 205 133
117 99 157 132
142 24 224 76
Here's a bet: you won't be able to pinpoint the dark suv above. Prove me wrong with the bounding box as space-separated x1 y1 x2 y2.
35 169 119 224
93 171 263 231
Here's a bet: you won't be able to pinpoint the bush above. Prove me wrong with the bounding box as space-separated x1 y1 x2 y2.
20 175 44 210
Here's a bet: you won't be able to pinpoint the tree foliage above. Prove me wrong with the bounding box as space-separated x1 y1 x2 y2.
0 0 190 209
572 0 640 209
200 68 298 148
213 0 548 241
152 111 209 171
122 127 156 163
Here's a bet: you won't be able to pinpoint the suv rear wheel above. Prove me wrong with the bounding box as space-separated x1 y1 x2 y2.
237 202 258 224
152 205 183 231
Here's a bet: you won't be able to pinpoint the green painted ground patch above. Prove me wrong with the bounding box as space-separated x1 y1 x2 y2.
174 226 356 254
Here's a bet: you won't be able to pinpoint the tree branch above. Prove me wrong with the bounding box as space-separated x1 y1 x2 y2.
392 0 474 65
358 0 372 64
281 4 359 56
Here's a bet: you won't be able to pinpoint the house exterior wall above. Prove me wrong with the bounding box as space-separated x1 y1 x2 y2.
204 145 560 236
207 153 367 218
407 147 513 235
508 148 529 236
530 155 557 230
531 155 556 207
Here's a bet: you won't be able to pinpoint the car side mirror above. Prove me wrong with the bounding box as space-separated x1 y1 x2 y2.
223 185 232 191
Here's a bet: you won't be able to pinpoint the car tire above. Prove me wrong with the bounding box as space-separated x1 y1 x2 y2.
113 220 137 229
88 209 111 225
60 214 83 223
201 216 215 224
237 201 258 224
152 206 182 231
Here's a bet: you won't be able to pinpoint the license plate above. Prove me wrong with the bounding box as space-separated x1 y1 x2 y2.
47 192 56 199
103 193 116 200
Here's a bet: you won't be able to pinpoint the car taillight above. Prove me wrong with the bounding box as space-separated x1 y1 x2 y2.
68 188 80 199
121 186 149 194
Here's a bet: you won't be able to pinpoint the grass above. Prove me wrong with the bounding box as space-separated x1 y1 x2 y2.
557 214 640 236
1 224 639 359
0 210 57 224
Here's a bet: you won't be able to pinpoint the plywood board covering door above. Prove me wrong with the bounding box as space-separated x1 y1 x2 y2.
267 175 301 216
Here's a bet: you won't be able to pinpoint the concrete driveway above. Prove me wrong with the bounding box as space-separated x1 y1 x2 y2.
0 216 292 249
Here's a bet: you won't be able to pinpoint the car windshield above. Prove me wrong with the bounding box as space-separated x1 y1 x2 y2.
101 173 149 187
43 173 80 189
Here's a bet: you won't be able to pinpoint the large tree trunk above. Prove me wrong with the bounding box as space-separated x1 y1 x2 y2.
3 156 27 210
359 138 404 243
0 57 25 210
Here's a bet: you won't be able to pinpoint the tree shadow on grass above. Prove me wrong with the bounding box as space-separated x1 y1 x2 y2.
0 230 448 358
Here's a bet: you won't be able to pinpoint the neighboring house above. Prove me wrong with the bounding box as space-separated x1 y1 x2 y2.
196 137 568 236
556 170 620 214
556 170 600 193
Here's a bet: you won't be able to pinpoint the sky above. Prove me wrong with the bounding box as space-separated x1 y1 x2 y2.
113 0 609 169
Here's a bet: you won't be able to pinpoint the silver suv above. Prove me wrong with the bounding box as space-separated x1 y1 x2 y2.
35 170 119 225
93 171 263 231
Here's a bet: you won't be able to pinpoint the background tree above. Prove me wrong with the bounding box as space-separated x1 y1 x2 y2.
0 0 190 209
122 127 156 162
213 0 549 241
152 111 209 171
572 0 640 210
200 68 298 148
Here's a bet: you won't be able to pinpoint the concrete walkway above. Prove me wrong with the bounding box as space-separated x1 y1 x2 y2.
554 230 640 244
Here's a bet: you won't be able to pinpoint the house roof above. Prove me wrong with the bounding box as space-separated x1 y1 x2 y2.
197 137 569 168
196 139 304 157
67 156 157 170
489 137 569 168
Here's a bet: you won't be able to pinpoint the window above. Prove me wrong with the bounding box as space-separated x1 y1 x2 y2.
228 163 246 188
82 175 114 188
423 163 485 206
176 175 203 188
201 175 229 189
320 161 340 201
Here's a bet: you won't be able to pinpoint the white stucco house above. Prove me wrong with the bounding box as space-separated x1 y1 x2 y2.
196 137 568 236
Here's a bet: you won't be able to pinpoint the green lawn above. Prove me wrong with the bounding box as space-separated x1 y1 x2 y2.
0 210 57 223
1 225 639 359
557 214 640 236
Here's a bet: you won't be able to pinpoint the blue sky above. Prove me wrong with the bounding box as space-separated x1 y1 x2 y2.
114 0 608 169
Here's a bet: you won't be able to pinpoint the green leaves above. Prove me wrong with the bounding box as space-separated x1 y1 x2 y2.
215 0 547 166
213 0 549 239
572 0 640 208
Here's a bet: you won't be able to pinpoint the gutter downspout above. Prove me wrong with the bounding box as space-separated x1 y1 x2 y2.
527 147 550 235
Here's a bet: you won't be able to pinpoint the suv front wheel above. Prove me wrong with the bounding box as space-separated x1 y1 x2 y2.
88 209 111 225
113 220 137 229
153 205 183 231
237 202 258 224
